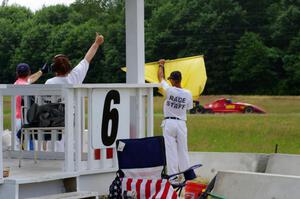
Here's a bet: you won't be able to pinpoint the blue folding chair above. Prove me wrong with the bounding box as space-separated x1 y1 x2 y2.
111 136 202 198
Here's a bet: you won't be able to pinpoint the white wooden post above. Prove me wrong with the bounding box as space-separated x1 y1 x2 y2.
74 89 82 171
137 89 145 138
125 0 145 84
126 0 146 138
11 96 16 150
64 88 75 172
147 88 154 137
87 89 93 170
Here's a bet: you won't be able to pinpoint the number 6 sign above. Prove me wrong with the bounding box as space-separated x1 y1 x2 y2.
91 89 130 148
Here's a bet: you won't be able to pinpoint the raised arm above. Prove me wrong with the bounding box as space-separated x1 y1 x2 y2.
28 63 49 84
84 32 104 63
157 59 166 82
28 70 43 84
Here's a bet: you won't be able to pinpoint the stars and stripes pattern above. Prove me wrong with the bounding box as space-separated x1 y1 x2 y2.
122 177 178 199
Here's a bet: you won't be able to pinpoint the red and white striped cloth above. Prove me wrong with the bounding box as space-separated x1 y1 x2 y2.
122 177 178 199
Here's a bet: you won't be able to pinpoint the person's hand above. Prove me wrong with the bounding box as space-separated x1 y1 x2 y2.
95 32 104 46
158 59 165 67
41 62 49 74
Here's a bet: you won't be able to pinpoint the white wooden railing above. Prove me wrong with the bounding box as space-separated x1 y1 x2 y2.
0 83 157 182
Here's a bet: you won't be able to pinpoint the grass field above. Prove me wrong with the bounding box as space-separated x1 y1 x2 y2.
154 95 300 154
3 95 300 154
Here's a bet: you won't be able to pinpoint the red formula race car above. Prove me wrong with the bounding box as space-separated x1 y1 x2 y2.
190 98 266 114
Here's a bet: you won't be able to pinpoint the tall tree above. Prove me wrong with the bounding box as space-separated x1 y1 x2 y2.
146 0 247 93
231 32 280 94
0 6 32 83
270 2 300 49
279 32 300 94
34 5 79 25
0 18 18 83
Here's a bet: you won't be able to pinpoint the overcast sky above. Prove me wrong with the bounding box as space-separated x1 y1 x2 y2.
8 0 75 12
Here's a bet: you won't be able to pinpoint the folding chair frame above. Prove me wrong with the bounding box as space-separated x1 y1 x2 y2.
116 136 202 198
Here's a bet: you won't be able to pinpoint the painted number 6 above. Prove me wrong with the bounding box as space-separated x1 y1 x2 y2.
101 90 120 146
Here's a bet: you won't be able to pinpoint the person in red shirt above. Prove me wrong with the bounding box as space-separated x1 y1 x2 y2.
14 63 48 148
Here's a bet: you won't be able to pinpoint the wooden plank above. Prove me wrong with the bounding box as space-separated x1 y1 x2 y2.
22 127 64 131
64 88 75 172
74 89 82 171
147 88 154 137
25 191 99 199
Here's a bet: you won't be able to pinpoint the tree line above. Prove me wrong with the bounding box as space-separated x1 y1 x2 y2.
0 0 299 95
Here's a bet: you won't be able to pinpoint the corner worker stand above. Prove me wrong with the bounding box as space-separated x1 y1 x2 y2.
0 83 157 198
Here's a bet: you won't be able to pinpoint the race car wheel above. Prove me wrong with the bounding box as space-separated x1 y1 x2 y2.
244 106 254 113
190 108 197 114
197 106 206 114
206 109 214 114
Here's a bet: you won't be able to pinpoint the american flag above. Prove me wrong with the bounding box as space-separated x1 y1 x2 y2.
122 177 178 199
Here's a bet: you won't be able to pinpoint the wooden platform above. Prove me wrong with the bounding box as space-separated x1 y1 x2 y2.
3 158 71 183
0 84 156 198
0 156 115 199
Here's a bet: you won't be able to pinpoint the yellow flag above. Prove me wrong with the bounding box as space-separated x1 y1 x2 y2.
122 55 207 100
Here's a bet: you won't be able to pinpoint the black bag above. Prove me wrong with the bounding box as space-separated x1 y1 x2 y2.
26 103 65 140
38 103 65 127
26 103 39 127
27 103 65 128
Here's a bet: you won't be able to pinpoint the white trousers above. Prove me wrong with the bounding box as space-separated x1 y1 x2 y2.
162 119 190 175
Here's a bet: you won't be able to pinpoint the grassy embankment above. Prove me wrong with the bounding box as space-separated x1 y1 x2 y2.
154 95 300 154
3 95 300 154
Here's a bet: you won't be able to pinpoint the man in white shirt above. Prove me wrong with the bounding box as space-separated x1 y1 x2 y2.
157 59 193 176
